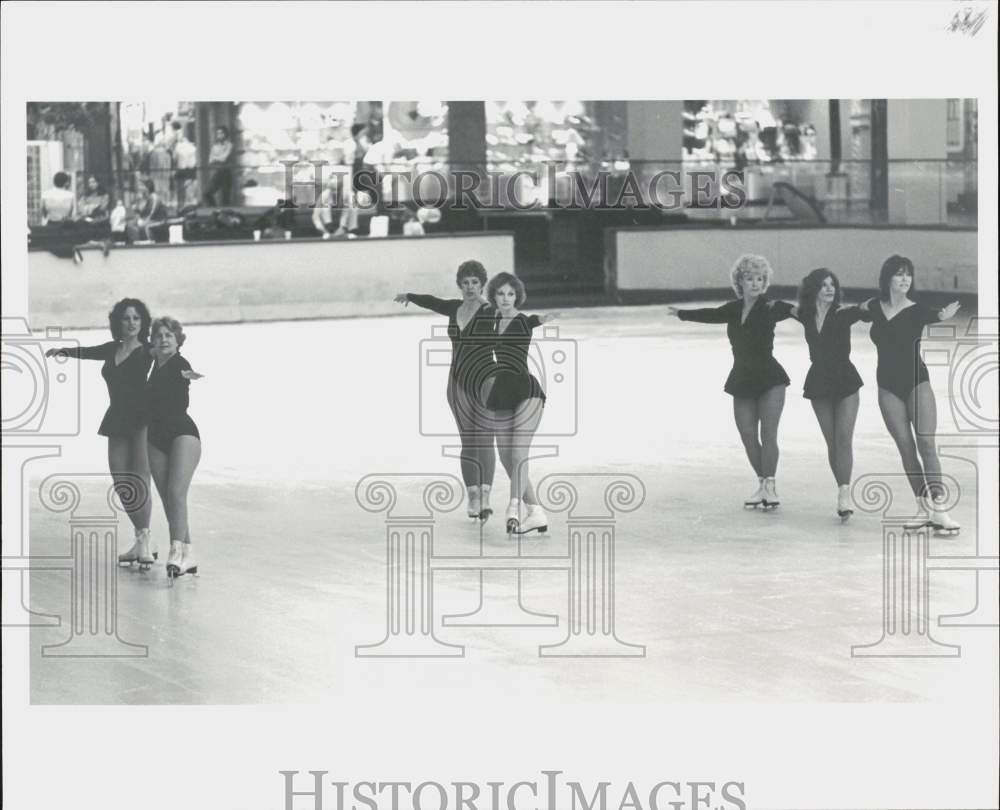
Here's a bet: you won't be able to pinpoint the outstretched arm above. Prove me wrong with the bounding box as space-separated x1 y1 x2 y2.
45 342 111 361
938 301 961 322
395 293 454 316
667 302 733 324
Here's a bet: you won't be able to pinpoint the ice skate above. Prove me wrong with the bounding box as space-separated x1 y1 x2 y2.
175 544 199 578
744 478 765 509
760 477 780 510
903 497 932 531
929 498 961 536
118 537 141 566
136 528 157 570
505 498 521 535
837 485 853 522
466 485 482 520
512 503 548 536
165 541 183 584
478 485 493 522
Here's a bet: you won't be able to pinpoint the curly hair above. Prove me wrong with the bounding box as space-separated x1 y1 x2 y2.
797 268 842 321
878 255 915 301
455 259 488 288
730 254 773 298
486 271 527 308
150 316 187 348
108 298 152 342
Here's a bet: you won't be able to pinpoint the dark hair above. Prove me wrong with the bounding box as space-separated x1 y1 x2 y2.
486 271 527 308
151 316 187 348
53 171 70 189
171 120 182 131
108 298 152 342
86 174 106 195
455 259 487 287
350 123 367 138
797 268 842 320
878 255 915 301
215 125 230 139
142 179 155 194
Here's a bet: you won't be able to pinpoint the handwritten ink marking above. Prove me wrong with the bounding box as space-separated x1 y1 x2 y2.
947 6 988 36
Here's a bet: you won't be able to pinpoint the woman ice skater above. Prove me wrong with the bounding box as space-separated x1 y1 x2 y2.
667 254 794 510
46 298 156 567
395 260 498 520
863 255 961 534
481 272 557 535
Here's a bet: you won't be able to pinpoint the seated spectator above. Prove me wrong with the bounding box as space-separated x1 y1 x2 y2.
41 171 76 223
77 174 110 222
109 199 128 243
127 179 168 243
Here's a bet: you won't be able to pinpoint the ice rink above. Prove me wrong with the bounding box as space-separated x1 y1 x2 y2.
22 303 998 704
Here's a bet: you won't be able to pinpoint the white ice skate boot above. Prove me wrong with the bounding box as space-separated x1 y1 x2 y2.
903 497 932 531
928 497 961 536
505 498 522 535
479 485 493 522
761 477 780 510
175 543 199 577
513 503 548 535
165 541 183 582
466 486 482 520
837 485 853 521
136 528 156 569
118 532 142 566
744 478 765 509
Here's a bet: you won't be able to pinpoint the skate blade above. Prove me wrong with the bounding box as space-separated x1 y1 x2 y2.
931 525 960 536
478 508 493 522
760 502 780 510
513 524 547 536
506 518 518 534
743 501 762 509
903 520 933 531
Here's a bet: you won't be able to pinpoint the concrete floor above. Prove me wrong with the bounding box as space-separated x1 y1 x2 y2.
19 305 998 705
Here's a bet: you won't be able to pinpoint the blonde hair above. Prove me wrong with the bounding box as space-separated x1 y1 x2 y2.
150 316 187 348
730 254 773 298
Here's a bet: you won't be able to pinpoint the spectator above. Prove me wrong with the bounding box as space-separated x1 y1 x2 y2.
350 122 378 205
402 210 425 236
77 174 112 256
127 179 168 242
148 135 173 202
171 122 199 210
41 171 76 223
311 172 355 238
109 199 128 243
204 125 234 207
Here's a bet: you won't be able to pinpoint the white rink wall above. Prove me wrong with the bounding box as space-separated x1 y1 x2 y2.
27 233 515 329
611 226 977 295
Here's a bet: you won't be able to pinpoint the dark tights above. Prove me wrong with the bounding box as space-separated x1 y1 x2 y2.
447 380 495 488
877 382 943 499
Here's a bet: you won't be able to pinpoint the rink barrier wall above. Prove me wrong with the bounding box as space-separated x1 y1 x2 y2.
606 225 978 301
27 232 515 330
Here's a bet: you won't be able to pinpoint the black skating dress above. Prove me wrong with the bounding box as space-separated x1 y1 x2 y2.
867 299 942 401
146 353 200 454
677 297 795 399
486 313 546 411
797 305 872 400
405 294 498 415
65 342 151 437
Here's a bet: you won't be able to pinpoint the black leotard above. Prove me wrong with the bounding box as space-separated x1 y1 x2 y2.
405 294 497 394
797 305 871 400
677 297 795 399
867 299 941 401
146 353 200 454
66 342 151 437
486 313 546 410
